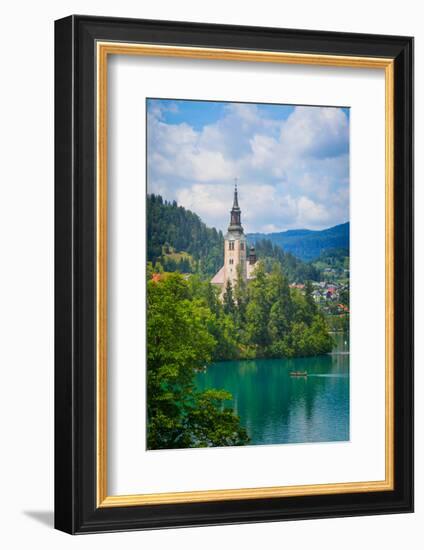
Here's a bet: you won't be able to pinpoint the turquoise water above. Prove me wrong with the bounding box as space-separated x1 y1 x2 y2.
195 333 349 445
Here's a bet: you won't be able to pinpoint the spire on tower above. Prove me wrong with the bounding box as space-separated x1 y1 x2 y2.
228 178 243 233
232 178 239 210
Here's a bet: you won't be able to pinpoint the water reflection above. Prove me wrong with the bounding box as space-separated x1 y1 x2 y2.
195 333 349 445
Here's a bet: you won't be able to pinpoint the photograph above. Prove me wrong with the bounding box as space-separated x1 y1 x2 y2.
146 98 350 450
51 11 413 536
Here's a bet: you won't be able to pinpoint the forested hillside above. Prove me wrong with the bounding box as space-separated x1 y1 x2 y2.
311 247 349 283
254 239 320 282
248 222 349 262
147 194 224 276
147 194 321 282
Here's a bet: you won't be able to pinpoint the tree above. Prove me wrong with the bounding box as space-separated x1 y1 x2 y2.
304 280 317 318
307 315 334 355
147 194 224 277
154 260 164 273
147 273 248 449
267 264 291 342
146 261 154 281
187 389 249 447
223 279 235 316
234 264 248 326
254 238 320 283
245 263 271 350
339 285 349 308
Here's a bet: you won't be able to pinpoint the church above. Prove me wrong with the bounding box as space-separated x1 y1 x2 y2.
211 182 257 293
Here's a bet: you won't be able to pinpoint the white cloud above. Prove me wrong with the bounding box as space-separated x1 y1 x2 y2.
280 106 349 159
147 102 349 233
296 196 330 226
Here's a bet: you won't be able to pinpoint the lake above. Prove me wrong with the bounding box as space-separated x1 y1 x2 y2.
195 333 349 446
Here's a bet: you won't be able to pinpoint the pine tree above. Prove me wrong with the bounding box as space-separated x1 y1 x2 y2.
268 264 291 341
234 264 247 325
245 263 271 349
223 280 235 316
304 280 317 320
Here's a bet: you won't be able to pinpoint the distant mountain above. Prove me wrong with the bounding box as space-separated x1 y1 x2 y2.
247 222 349 262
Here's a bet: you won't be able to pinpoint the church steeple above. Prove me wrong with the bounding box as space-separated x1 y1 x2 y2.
211 177 256 293
228 179 243 232
232 180 239 209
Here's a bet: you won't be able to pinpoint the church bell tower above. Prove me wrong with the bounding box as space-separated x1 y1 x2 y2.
224 180 247 288
210 180 257 293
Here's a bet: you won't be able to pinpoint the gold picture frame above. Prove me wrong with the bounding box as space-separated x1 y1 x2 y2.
96 42 394 508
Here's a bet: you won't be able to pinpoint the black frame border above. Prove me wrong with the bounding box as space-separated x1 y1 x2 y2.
54 15 414 534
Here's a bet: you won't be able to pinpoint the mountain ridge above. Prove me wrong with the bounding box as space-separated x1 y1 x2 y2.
247 222 349 262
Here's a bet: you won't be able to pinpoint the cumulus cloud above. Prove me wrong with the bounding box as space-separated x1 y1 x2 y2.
147 100 349 233
280 106 349 159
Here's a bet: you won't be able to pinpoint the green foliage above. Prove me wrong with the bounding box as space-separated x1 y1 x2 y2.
241 263 333 358
233 264 248 327
311 247 350 284
248 222 349 262
245 263 271 349
146 261 154 280
147 255 336 449
282 317 335 357
223 280 235 315
161 251 194 274
147 273 248 449
268 266 291 342
304 280 317 319
327 314 350 333
187 389 249 447
339 284 349 307
254 239 320 282
147 194 224 277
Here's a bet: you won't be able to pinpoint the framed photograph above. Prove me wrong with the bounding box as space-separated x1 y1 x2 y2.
54 15 413 534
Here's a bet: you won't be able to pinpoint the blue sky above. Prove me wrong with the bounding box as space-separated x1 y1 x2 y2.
147 98 349 233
